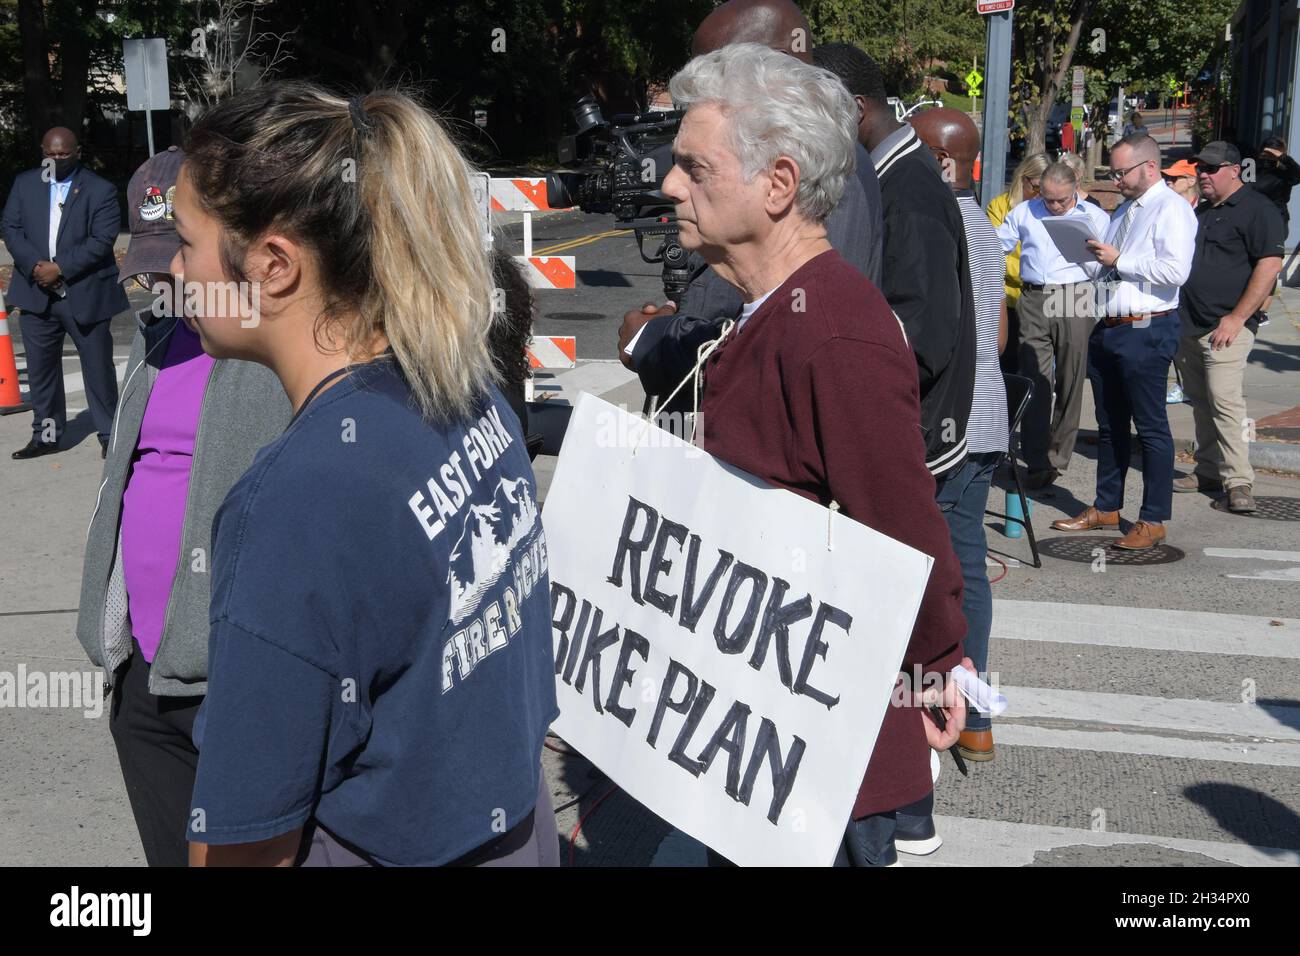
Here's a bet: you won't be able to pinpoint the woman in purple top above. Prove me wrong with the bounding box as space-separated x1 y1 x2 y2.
75 147 292 867
118 307 214 663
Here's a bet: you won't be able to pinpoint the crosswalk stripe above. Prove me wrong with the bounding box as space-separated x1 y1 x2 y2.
993 600 1300 659
902 816 1299 867
531 360 639 405
1226 568 1300 582
1004 685 1300 741
60 358 130 398
993 723 1300 767
1205 548 1300 562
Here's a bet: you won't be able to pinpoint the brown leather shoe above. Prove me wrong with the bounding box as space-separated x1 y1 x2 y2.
957 729 994 762
1051 506 1120 532
1173 473 1221 494
1227 485 1257 514
1114 520 1166 550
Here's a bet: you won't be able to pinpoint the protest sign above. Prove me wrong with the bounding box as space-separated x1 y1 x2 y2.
542 395 934 866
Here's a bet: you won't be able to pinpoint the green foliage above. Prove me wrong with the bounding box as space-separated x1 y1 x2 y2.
805 0 984 98
1076 0 1237 92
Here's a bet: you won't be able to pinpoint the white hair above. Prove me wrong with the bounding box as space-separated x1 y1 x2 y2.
669 43 858 224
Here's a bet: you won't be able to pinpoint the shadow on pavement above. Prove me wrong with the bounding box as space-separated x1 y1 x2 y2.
1183 782 1300 855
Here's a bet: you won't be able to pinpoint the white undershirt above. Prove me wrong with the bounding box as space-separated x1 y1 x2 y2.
737 288 776 332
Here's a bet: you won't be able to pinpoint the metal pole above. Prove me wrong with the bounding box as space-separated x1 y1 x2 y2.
142 52 156 157
980 10 1013 209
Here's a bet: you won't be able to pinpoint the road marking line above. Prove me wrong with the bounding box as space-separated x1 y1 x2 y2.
1004 685 1300 741
529 362 640 404
60 358 129 397
1206 548 1300 562
992 600 1299 658
994 723 1300 766
901 816 1299 867
1226 568 1300 582
532 230 629 256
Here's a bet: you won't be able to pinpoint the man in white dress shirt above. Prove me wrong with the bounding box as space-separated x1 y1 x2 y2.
995 161 1111 489
1052 133 1197 549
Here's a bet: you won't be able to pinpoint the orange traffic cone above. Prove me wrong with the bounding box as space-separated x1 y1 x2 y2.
0 291 32 415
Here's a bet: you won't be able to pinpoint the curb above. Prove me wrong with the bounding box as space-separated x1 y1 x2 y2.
1249 440 1300 475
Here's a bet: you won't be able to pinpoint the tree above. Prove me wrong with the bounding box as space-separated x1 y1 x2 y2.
806 0 984 100
1012 0 1094 157
182 0 295 113
15 0 108 146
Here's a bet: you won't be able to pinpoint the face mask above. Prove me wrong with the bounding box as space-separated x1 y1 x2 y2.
52 157 78 181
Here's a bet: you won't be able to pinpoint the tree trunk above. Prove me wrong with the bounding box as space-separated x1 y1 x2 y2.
1025 0 1094 159
56 1 97 134
17 0 52 150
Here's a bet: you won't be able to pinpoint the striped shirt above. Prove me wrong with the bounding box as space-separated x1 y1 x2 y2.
956 192 1009 454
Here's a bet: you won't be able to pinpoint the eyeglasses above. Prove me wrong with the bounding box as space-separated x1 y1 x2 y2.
1195 162 1227 175
1109 160 1149 181
1025 178 1041 191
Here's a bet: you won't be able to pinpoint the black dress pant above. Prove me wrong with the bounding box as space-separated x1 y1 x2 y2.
18 300 118 442
108 641 203 867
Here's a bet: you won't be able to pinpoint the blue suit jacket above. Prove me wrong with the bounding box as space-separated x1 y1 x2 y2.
2 165 129 323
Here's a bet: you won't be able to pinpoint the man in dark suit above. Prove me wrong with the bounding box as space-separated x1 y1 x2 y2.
2 126 129 459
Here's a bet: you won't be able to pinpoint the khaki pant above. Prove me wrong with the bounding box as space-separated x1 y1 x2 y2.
1175 326 1256 489
1015 283 1094 472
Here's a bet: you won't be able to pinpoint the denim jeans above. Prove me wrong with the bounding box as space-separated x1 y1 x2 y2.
935 451 1000 732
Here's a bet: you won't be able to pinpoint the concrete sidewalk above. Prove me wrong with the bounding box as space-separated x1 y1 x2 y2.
1170 285 1300 475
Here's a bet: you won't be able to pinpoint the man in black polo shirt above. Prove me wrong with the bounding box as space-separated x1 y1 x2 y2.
1175 141 1284 514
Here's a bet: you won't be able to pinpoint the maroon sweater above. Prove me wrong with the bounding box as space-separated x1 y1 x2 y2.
698 249 966 817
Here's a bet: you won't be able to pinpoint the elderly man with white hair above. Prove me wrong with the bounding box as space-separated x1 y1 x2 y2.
663 44 969 867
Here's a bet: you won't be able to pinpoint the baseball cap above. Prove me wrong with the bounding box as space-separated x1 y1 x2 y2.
1190 141 1242 168
1161 159 1197 178
119 145 185 284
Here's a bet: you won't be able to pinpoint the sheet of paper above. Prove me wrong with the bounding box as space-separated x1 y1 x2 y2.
1041 215 1101 266
951 663 1008 716
623 322 648 357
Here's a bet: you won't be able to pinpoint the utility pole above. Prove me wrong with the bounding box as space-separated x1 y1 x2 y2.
980 6 1014 209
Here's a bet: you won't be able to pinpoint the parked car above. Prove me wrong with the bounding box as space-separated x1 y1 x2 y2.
1045 102 1071 152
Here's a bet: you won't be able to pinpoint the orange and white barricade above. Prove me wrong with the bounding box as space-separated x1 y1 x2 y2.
524 335 576 402
489 177 576 290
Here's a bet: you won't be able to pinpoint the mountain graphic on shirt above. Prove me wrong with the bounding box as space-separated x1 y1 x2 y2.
447 476 538 623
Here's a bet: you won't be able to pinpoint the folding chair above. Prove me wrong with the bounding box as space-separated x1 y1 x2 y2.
984 372 1042 569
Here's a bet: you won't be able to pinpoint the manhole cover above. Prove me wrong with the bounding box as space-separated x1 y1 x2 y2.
542 312 606 322
1211 496 1300 521
1038 534 1186 565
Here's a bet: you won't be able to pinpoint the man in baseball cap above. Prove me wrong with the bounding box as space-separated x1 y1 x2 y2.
75 145 291 866
1190 140 1243 169
1161 158 1200 206
1173 140 1284 513
120 144 186 287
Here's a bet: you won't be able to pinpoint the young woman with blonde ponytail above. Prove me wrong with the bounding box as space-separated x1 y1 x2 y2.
171 82 559 866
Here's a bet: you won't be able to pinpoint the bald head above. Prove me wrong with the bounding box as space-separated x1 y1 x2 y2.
693 0 812 64
910 108 980 188
42 127 78 152
40 126 80 181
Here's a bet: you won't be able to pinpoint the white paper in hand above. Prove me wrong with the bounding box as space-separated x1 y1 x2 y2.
951 663 1008 716
1041 216 1101 266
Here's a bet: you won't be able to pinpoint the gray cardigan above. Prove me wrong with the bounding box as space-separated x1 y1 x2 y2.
76 312 291 696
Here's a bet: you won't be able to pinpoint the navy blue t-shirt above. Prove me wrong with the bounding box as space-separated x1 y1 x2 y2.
187 358 558 865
